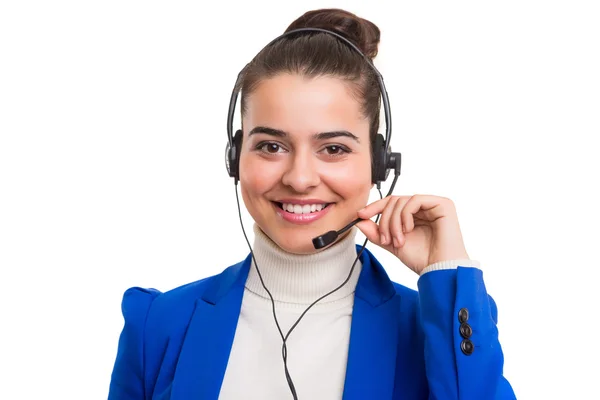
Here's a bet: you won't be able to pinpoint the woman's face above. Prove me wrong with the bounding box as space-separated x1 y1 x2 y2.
240 73 373 254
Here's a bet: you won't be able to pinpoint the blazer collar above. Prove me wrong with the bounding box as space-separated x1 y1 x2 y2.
171 246 400 399
201 253 252 305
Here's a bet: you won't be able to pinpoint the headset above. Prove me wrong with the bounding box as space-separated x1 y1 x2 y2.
224 27 402 399
226 27 400 190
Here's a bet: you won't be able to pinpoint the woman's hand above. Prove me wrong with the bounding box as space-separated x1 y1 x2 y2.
355 194 470 275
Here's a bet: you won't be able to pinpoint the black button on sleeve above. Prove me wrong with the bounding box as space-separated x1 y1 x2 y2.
461 339 474 355
458 308 469 323
459 323 473 339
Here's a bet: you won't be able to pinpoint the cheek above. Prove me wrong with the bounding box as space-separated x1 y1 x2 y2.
322 154 372 200
239 155 280 194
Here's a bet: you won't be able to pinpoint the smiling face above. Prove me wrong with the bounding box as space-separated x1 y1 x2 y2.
239 73 373 254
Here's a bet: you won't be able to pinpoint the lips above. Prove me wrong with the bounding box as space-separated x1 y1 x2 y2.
272 201 333 225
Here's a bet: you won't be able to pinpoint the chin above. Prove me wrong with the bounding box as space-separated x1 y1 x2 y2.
267 217 353 255
269 226 323 255
253 216 328 254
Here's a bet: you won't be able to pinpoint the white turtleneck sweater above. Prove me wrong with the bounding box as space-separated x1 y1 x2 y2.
218 224 480 400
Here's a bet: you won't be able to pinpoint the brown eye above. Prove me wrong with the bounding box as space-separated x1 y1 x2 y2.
326 145 341 155
256 142 285 154
266 143 280 153
324 145 349 156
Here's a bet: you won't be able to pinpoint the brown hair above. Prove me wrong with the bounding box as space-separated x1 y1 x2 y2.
237 8 382 146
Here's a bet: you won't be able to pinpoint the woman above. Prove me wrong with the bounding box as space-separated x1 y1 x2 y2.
108 8 516 400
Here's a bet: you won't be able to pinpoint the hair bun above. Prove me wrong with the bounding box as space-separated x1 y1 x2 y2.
285 8 381 60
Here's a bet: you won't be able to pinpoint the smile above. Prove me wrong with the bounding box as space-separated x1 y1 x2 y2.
272 201 333 224
276 202 331 214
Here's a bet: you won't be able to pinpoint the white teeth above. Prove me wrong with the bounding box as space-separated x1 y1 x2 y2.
281 203 328 214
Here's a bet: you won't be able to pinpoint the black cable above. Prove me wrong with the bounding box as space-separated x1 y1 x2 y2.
234 186 286 344
233 169 397 399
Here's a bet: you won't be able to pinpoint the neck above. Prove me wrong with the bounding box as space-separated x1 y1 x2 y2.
244 224 362 307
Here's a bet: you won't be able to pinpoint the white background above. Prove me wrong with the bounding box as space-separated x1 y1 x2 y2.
1 1 598 398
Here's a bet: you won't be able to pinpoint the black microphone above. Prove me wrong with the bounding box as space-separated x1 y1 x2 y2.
312 217 363 249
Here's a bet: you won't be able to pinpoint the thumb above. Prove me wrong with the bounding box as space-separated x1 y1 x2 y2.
355 219 382 245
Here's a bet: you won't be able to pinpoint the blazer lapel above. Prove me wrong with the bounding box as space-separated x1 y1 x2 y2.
170 255 251 400
343 247 402 400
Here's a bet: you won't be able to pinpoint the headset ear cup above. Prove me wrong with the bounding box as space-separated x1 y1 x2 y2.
372 133 387 184
226 129 243 182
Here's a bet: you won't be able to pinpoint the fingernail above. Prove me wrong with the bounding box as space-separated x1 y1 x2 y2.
380 234 387 245
393 237 399 247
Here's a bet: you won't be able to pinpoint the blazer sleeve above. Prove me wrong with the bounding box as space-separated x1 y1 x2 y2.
108 287 162 400
417 266 516 399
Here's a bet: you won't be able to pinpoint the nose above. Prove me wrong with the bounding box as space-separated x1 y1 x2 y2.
281 149 320 193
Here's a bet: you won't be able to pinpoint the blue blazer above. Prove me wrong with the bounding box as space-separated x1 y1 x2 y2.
108 247 516 399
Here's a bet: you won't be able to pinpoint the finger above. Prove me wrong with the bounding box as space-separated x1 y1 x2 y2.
355 219 383 246
402 195 449 230
377 196 400 246
401 196 418 233
389 198 409 247
356 196 394 220
357 195 411 220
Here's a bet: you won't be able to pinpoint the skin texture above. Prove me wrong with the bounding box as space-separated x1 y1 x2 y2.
239 73 470 273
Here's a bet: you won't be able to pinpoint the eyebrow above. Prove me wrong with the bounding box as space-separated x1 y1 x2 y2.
248 126 360 142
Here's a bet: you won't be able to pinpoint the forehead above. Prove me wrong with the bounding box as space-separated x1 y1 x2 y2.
243 73 369 138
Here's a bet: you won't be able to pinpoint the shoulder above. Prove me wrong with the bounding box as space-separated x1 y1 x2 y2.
115 275 217 347
150 274 215 312
121 274 213 317
120 255 250 332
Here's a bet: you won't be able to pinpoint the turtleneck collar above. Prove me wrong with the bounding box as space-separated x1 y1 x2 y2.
244 223 363 307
